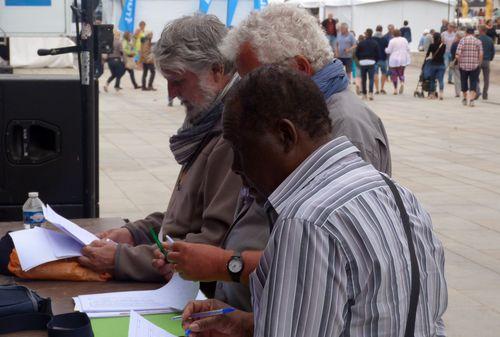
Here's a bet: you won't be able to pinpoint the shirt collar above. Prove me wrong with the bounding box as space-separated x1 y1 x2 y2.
267 136 360 215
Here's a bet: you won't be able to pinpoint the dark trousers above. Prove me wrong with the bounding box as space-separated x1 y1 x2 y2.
107 58 125 88
126 69 139 88
142 63 156 88
361 65 375 94
428 64 446 92
460 67 480 92
476 60 490 97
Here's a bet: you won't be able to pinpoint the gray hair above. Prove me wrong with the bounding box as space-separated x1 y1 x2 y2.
154 14 233 75
220 4 333 72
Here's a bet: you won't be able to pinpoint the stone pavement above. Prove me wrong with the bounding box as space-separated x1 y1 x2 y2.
96 65 500 336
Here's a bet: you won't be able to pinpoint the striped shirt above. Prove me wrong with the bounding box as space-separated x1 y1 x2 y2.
250 137 447 337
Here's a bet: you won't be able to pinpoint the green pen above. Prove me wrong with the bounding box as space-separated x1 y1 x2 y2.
149 227 174 260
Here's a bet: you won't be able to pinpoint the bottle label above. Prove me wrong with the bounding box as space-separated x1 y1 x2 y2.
23 211 45 225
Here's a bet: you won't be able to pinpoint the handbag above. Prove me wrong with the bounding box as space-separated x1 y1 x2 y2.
0 284 94 336
124 55 136 70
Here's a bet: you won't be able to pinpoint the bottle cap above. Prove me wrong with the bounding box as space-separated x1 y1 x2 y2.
28 192 39 198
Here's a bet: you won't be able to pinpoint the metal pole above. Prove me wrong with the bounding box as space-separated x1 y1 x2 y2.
81 0 99 218
448 0 451 22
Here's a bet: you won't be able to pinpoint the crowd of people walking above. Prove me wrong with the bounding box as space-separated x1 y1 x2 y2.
322 16 496 106
98 21 158 93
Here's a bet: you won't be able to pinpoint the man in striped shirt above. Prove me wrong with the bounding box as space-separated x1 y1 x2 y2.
181 66 447 337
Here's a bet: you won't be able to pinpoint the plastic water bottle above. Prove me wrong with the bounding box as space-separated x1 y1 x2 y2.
22 192 45 229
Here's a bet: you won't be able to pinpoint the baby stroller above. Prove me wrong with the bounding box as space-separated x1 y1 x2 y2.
413 59 435 98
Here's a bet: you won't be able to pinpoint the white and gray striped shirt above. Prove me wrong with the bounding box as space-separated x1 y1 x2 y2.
250 137 447 337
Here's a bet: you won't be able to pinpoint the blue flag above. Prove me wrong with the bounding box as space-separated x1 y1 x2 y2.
6 0 51 5
199 0 212 13
226 0 239 27
253 0 268 10
119 0 137 33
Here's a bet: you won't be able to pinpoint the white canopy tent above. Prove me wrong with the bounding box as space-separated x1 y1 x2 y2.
105 0 256 42
287 0 456 51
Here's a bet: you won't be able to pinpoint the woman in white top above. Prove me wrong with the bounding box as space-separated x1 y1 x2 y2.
385 29 411 95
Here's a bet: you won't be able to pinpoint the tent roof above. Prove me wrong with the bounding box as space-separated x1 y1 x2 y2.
285 0 453 7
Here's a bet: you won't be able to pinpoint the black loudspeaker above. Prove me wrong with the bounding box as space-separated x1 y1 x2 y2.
94 24 114 55
0 74 99 221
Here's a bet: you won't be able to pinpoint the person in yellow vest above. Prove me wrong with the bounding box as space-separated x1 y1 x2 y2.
134 21 146 63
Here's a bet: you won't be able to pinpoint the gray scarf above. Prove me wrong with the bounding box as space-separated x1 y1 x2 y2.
169 74 239 167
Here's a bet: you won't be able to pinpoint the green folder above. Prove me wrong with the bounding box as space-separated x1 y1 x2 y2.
91 313 184 337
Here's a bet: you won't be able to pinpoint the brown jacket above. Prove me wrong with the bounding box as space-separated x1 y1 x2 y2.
114 135 242 281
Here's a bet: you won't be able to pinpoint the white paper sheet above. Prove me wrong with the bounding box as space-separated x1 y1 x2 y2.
76 274 199 313
76 290 207 318
9 227 57 271
128 311 176 337
43 205 98 245
44 228 83 258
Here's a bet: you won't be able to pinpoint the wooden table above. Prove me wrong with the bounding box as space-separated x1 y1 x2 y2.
0 218 164 336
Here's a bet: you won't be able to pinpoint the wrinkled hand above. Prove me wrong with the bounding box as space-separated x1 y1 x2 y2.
182 299 253 337
152 242 230 282
78 240 117 273
150 249 174 282
96 228 134 245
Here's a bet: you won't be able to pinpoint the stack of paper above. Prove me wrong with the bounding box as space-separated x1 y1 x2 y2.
74 273 201 318
8 205 98 271
128 311 177 337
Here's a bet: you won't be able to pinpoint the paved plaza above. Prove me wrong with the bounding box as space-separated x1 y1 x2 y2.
91 64 500 336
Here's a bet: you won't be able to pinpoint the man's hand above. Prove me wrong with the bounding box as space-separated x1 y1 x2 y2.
78 240 117 273
182 299 253 337
96 228 134 245
152 242 231 282
150 249 174 282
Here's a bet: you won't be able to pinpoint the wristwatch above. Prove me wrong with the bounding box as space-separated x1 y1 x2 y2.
227 252 244 283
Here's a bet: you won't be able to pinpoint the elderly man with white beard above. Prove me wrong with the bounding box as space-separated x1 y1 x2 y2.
151 4 393 312
78 14 243 284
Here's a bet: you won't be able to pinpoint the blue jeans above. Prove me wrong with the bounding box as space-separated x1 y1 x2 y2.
361 65 375 94
429 64 446 92
444 52 453 82
374 60 387 75
327 35 337 52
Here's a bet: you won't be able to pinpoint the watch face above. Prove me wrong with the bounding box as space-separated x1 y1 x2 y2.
228 258 243 273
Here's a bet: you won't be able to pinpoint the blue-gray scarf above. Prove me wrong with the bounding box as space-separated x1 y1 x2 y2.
170 74 239 166
311 59 349 99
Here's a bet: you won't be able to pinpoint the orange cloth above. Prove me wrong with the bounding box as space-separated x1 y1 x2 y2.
8 249 112 282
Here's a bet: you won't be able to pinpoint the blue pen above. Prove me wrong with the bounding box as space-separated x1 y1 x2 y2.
171 307 235 321
185 329 191 336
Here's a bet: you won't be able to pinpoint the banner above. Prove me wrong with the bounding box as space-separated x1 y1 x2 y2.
253 0 268 10
199 0 212 13
226 0 239 27
485 0 493 19
6 0 51 5
119 0 137 33
461 0 469 18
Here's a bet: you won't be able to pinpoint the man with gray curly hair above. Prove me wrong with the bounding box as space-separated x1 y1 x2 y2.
151 4 392 313
220 3 391 174
79 14 244 284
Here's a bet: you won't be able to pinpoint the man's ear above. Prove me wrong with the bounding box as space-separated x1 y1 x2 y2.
292 55 314 76
277 119 298 153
